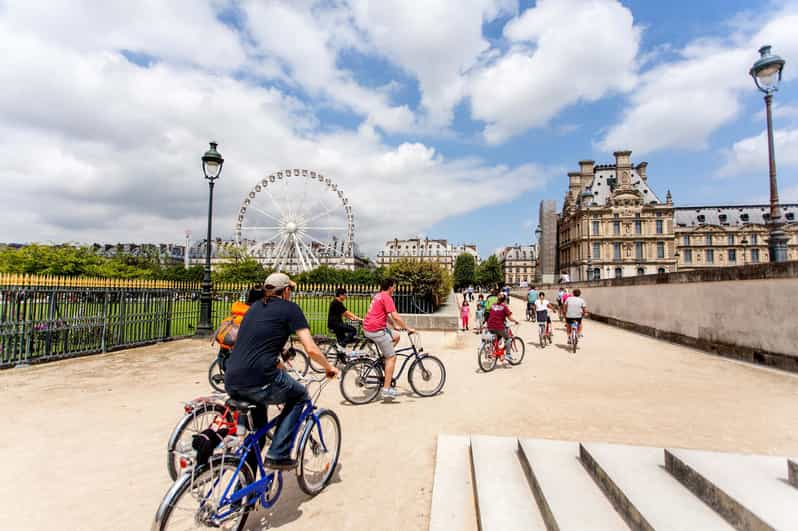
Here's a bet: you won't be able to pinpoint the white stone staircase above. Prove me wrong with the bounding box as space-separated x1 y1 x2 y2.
429 435 798 531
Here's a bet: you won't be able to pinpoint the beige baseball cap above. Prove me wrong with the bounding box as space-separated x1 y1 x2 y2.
264 272 297 289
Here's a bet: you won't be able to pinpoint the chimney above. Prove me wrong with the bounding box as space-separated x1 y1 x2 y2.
568 171 582 199
613 150 632 171
636 161 648 181
579 160 595 184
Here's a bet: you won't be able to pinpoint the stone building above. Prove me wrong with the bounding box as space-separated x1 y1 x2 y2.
674 204 798 269
375 238 478 272
498 244 537 286
558 151 676 280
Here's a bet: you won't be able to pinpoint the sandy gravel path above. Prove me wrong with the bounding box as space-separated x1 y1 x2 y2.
1 296 797 530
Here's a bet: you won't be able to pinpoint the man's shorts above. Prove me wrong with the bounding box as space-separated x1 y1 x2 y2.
536 310 549 323
566 317 582 326
364 328 396 358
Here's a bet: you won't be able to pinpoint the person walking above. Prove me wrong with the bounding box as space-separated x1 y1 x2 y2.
459 299 470 330
362 278 415 401
474 294 486 332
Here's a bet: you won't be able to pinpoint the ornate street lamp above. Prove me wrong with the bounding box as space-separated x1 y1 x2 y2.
581 190 594 280
196 141 224 336
741 237 749 266
750 45 788 262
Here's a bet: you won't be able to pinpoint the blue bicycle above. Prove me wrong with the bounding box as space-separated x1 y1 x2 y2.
152 374 341 530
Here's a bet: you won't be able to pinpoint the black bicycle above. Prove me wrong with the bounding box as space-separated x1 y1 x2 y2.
309 321 378 373
339 331 446 404
208 341 309 393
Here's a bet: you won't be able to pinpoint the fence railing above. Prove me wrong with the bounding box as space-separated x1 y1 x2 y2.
0 274 434 368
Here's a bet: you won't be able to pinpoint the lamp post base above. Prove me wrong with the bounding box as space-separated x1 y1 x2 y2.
768 228 789 263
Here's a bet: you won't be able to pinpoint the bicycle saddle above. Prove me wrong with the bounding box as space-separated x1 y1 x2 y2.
226 398 257 412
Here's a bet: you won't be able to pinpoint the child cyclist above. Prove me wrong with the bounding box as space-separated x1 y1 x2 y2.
534 291 557 340
486 293 519 361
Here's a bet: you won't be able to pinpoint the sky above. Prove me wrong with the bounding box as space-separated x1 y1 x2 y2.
2 0 798 258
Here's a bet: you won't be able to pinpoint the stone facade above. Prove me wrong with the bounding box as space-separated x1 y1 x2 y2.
498 244 536 286
375 238 479 273
558 151 676 281
674 204 798 269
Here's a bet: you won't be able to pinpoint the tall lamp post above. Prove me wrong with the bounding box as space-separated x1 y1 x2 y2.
750 45 788 262
196 141 224 336
581 190 594 281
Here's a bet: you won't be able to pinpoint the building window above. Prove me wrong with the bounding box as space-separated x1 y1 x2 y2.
637 267 645 276
751 234 758 245
658 267 666 274
684 249 693 263
740 213 750 222
635 220 642 234
728 249 736 263
614 267 623 278
592 220 599 235
635 241 644 260
593 267 601 279
683 235 690 246
706 234 713 246
613 221 620 235
657 242 665 259
613 243 621 261
656 220 663 234
697 214 706 223
706 249 714 263
592 242 600 259
751 249 760 263
727 234 734 245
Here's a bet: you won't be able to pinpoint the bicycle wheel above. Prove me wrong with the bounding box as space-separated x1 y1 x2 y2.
284 347 309 377
572 331 578 353
340 358 383 404
167 403 230 481
296 409 341 496
153 456 254 531
477 342 497 372
208 358 225 393
309 346 332 373
408 355 446 397
508 337 525 365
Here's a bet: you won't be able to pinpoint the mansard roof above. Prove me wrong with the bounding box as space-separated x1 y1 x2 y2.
674 204 798 227
583 167 662 206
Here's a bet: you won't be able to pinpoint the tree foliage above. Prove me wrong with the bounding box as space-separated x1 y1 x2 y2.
476 254 503 288
452 253 476 290
387 259 452 305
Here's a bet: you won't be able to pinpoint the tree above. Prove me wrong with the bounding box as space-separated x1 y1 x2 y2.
476 254 503 288
388 259 452 305
452 253 476 290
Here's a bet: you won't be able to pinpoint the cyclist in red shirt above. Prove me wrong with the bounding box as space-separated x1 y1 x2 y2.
486 294 519 358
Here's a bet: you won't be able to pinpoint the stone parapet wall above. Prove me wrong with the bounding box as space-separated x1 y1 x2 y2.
514 262 798 372
400 291 459 331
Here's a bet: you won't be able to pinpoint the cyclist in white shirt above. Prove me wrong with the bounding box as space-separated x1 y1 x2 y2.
564 288 587 342
533 292 557 340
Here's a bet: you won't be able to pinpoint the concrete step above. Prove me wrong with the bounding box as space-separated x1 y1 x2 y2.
580 442 734 531
518 438 627 531
789 459 798 489
470 435 546 531
666 448 798 530
429 435 477 531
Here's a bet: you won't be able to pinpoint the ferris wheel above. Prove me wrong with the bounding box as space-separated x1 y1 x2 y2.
234 169 354 273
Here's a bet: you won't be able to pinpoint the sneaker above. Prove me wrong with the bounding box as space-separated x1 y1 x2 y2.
381 388 399 401
504 353 514 363
265 457 297 470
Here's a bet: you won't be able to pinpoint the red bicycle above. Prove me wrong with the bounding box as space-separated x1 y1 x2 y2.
477 325 525 372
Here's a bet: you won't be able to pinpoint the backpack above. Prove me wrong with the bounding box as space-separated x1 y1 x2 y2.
212 301 250 351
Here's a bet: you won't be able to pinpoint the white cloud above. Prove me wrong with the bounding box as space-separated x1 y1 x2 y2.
600 7 798 155
0 6 550 254
718 128 798 177
469 0 640 144
348 0 515 128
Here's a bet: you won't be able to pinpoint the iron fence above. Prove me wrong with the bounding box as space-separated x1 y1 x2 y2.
0 275 434 368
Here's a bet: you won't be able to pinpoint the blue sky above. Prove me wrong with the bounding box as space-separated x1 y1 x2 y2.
1 0 797 258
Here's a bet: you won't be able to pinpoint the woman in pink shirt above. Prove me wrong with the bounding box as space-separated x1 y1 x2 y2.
363 278 415 401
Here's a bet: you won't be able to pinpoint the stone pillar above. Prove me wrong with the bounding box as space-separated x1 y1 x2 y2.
614 150 632 170
568 171 582 200
538 200 558 284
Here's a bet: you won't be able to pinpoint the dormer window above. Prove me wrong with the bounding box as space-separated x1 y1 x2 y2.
763 214 770 222
740 213 750 222
719 214 728 224
697 214 706 223
787 212 795 221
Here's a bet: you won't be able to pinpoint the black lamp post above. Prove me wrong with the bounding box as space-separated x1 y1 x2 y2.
581 189 594 281
196 141 224 336
741 237 749 266
750 45 788 262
